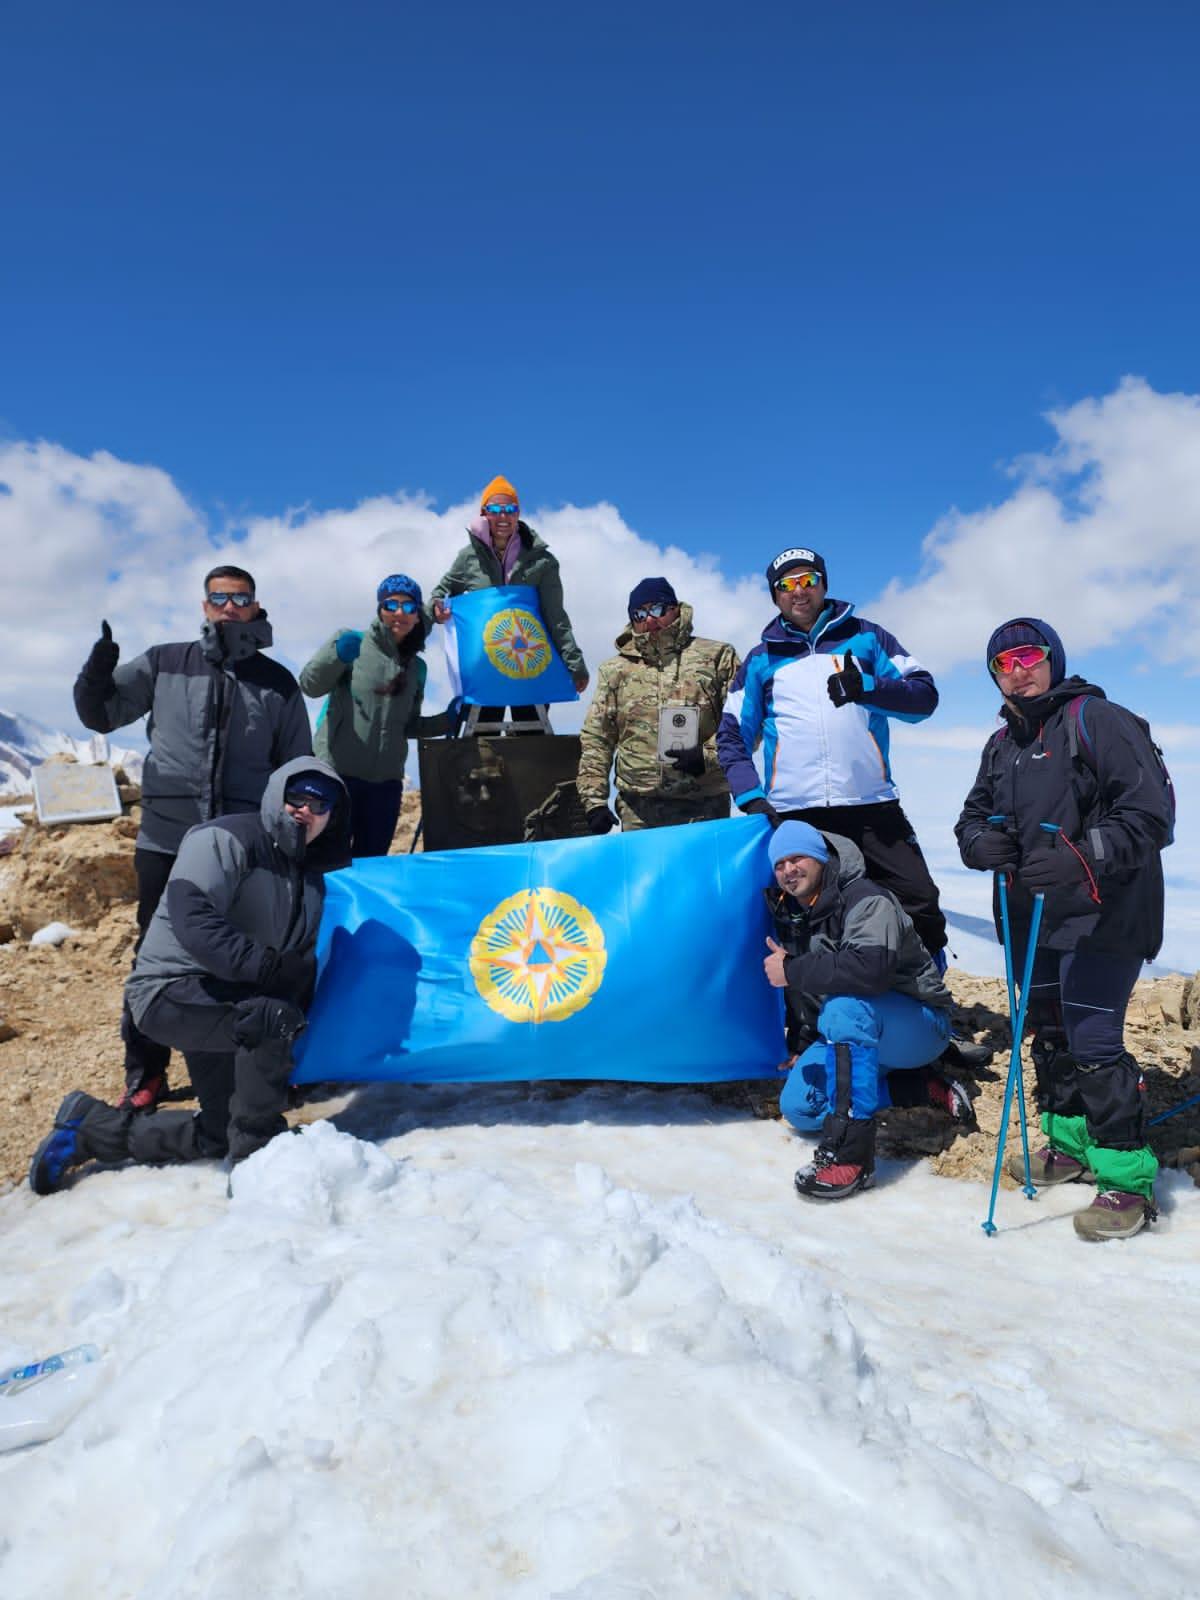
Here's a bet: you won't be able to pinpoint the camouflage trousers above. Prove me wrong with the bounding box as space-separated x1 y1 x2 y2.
615 791 731 831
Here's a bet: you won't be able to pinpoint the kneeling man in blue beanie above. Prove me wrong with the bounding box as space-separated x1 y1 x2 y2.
764 821 958 1201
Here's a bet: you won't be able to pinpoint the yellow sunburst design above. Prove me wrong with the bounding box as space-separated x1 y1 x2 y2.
482 607 552 680
470 887 607 1023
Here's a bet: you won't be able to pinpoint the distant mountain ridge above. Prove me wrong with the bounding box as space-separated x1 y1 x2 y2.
0 709 145 798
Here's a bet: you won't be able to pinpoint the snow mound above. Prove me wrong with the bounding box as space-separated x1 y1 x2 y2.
2 1103 1197 1597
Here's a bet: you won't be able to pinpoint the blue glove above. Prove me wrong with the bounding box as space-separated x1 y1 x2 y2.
335 631 363 664
446 696 465 734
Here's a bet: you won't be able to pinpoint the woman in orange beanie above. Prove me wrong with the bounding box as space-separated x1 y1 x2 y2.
429 475 588 730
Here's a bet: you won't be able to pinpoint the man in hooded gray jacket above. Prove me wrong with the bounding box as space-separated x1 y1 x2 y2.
73 564 313 1109
29 757 350 1193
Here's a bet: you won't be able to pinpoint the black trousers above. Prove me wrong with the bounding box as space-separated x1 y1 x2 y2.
1025 948 1147 1149
342 774 405 857
97 978 305 1164
119 848 175 1089
779 800 947 955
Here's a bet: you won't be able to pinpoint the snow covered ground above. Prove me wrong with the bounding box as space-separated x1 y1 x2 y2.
2 1085 1198 1598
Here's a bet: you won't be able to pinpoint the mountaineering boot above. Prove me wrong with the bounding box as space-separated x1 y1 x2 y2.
1073 1190 1155 1242
794 1147 875 1202
925 1069 976 1126
28 1091 100 1195
1008 1144 1087 1186
942 1035 993 1070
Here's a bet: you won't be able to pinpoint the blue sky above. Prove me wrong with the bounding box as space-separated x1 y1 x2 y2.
3 0 1197 564
2 1 1199 961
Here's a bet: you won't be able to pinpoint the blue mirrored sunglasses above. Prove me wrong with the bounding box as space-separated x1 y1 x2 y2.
483 501 519 515
207 591 255 608
380 597 419 614
631 601 672 621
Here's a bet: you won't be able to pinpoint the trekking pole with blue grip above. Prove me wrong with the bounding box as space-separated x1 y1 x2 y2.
987 815 1036 1199
981 819 1053 1235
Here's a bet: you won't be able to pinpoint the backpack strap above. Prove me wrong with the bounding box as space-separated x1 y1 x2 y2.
1067 695 1096 769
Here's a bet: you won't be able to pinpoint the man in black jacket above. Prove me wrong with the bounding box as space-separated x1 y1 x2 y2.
29 758 349 1194
956 617 1171 1241
73 565 312 1110
765 821 955 1202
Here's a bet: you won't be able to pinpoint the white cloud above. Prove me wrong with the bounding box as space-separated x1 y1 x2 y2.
0 446 768 733
867 377 1200 674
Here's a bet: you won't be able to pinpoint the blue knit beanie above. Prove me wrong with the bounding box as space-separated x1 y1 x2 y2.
628 576 678 616
986 617 1066 687
377 572 423 608
768 820 830 868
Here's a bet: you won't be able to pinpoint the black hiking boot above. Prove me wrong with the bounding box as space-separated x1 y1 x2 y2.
29 1091 100 1195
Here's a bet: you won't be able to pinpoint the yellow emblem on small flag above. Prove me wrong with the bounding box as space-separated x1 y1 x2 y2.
482 607 552 680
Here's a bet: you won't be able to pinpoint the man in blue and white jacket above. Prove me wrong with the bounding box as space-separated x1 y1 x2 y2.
718 546 947 959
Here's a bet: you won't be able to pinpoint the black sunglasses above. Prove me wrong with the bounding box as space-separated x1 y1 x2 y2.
284 789 333 815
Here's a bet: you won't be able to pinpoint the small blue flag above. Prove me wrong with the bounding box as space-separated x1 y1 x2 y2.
292 816 782 1085
442 584 578 707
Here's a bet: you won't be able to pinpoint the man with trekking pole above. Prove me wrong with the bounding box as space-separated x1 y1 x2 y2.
956 618 1173 1241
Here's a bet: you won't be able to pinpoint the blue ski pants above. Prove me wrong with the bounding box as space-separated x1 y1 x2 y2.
780 992 951 1133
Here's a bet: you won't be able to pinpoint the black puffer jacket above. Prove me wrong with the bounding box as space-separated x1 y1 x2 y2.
955 677 1171 957
125 757 351 1025
74 615 312 855
767 832 951 1047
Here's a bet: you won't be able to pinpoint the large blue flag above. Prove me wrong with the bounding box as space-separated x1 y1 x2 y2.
442 584 579 707
292 815 782 1085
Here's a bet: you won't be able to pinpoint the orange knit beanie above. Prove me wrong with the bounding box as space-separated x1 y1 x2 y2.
480 475 519 509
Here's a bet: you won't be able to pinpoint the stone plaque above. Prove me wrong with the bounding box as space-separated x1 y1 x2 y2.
33 763 122 826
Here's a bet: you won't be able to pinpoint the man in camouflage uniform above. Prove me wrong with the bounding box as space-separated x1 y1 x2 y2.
577 578 740 832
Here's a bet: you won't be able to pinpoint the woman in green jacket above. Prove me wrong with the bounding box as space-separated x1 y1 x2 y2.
430 474 588 731
299 574 455 856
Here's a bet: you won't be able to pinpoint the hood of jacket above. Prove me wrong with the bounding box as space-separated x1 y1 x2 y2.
613 602 696 666
201 611 274 665
759 599 856 649
260 755 352 871
468 517 544 556
1000 675 1107 742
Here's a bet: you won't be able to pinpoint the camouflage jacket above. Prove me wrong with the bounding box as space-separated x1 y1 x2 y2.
576 606 740 808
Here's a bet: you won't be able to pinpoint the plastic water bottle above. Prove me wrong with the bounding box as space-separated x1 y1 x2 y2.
0 1344 102 1451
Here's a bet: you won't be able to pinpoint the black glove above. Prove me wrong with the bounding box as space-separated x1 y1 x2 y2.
586 806 617 835
826 652 864 708
665 745 706 777
741 797 782 826
259 947 315 997
84 620 120 681
965 829 1021 872
1020 840 1098 902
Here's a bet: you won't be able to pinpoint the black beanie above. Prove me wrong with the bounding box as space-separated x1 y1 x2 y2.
986 617 1067 687
766 547 827 590
628 577 678 616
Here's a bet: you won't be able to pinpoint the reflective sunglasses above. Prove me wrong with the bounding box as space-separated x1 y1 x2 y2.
631 601 672 621
990 644 1051 675
774 571 823 593
380 597 419 614
483 501 519 515
207 590 255 609
284 788 333 815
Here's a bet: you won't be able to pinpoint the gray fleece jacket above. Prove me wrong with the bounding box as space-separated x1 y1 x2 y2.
125 757 350 1025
